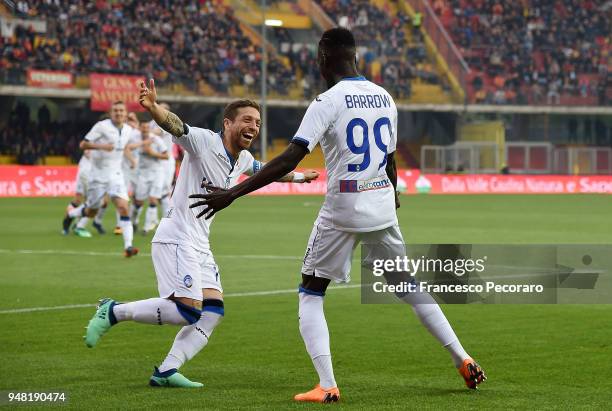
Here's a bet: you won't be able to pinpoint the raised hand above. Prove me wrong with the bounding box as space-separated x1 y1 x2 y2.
139 78 157 110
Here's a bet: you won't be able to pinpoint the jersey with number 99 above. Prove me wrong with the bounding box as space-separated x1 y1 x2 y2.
291 76 398 232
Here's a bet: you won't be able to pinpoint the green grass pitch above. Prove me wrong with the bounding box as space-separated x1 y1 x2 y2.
1 194 611 409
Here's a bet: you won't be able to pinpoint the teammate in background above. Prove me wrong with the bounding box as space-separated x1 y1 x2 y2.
150 102 176 219
62 150 107 236
113 112 142 235
131 122 169 233
189 28 486 402
63 100 139 257
84 79 319 388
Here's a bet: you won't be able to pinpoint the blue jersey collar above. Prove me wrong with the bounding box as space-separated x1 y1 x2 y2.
218 131 236 169
341 75 366 81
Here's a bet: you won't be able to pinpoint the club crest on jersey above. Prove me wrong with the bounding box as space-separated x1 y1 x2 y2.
183 275 193 288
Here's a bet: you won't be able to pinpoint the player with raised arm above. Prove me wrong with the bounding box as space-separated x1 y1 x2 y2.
62 101 138 256
83 79 319 388
189 28 486 403
132 121 169 233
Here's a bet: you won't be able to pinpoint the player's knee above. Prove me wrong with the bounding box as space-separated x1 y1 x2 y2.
202 298 224 317
173 300 202 325
85 208 97 217
300 273 329 295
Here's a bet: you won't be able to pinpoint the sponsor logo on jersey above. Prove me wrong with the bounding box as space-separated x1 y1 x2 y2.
339 175 391 193
217 152 230 164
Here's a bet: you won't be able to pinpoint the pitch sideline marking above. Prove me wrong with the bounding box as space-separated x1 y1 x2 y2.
0 248 299 260
0 285 363 315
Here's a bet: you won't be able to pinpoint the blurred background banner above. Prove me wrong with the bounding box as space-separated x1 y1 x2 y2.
2 166 612 197
26 69 72 89
89 74 144 112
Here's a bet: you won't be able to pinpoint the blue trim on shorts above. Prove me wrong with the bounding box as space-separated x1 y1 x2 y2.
298 286 325 297
119 215 130 221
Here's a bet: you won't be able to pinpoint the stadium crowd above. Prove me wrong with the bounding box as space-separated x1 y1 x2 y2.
1 0 294 95
435 0 611 104
315 0 441 99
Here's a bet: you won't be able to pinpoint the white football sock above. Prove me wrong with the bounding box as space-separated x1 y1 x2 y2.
118 216 133 248
76 217 89 229
144 204 157 230
401 290 470 368
112 298 189 325
130 203 143 226
68 204 84 218
115 210 121 227
298 291 337 389
94 205 107 224
160 196 170 217
158 309 223 373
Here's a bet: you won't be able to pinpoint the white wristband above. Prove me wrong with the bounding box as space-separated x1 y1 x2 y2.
292 172 305 183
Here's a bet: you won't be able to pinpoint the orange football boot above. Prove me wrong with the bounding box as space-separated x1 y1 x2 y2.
458 358 486 389
294 384 340 403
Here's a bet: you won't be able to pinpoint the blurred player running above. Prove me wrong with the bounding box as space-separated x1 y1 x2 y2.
83 79 319 388
112 112 142 235
63 101 139 257
62 150 108 236
149 102 176 219
189 28 486 402
131 121 169 233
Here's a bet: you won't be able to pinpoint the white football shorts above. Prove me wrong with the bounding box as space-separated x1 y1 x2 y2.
301 218 405 283
135 170 165 201
152 242 222 301
85 176 129 209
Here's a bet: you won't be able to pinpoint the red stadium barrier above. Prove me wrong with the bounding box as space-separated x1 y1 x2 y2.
1 166 612 197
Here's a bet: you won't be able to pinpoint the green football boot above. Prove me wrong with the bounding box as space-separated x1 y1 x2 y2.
85 298 117 348
74 227 92 238
149 367 203 388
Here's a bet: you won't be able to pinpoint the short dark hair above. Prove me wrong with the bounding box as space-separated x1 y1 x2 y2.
112 100 125 106
319 27 356 61
223 99 260 122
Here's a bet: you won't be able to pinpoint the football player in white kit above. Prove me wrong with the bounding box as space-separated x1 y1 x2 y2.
61 150 106 236
131 121 169 233
150 102 176 220
190 28 486 402
83 79 319 388
63 101 139 257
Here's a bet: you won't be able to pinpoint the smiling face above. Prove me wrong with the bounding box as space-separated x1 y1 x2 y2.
223 106 261 150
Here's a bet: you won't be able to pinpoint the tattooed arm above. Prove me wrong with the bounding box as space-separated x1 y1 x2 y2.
138 78 186 137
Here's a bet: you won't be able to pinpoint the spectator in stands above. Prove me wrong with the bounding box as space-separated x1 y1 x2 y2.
2 1 292 96
443 0 611 105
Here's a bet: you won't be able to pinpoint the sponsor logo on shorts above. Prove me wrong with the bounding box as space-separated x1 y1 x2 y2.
183 275 193 288
339 176 391 193
156 307 162 325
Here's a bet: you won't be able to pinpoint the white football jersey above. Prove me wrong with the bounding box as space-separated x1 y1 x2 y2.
84 119 135 182
139 135 168 175
152 126 261 251
77 153 91 178
150 120 176 166
292 76 398 232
